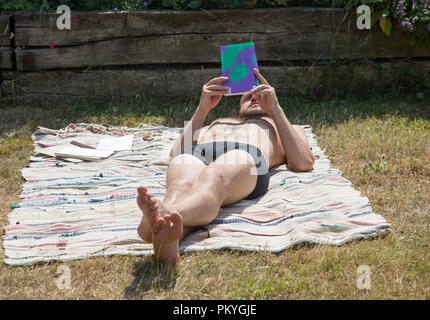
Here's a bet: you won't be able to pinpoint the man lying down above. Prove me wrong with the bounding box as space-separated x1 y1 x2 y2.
136 68 314 264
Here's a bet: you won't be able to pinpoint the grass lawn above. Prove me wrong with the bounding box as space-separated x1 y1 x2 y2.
0 90 429 299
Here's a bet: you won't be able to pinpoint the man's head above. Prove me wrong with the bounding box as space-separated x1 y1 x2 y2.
238 91 269 119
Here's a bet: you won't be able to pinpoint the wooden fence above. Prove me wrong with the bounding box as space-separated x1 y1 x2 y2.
1 8 430 99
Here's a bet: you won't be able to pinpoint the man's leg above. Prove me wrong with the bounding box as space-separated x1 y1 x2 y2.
149 149 259 264
165 149 258 226
137 153 206 243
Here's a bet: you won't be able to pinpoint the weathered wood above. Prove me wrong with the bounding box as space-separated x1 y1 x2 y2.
7 61 430 98
14 32 333 71
14 8 350 47
0 15 10 47
4 8 430 99
0 47 12 69
10 9 430 71
1 15 12 69
14 29 430 71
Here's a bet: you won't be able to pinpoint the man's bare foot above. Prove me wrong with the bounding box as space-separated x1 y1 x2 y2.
136 186 162 243
152 211 183 265
137 186 175 243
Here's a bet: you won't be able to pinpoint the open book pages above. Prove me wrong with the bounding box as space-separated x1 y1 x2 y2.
96 135 134 152
55 146 114 161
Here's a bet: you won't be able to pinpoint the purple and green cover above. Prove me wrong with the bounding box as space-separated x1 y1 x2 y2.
220 42 259 96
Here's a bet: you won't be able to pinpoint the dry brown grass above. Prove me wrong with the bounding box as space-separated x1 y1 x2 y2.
0 94 429 299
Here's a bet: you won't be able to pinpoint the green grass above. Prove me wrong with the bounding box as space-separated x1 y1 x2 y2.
0 90 429 299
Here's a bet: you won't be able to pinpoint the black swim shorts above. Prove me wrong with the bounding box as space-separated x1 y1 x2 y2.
177 141 270 200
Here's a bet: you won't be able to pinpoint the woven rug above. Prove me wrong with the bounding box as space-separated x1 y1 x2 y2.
2 123 391 266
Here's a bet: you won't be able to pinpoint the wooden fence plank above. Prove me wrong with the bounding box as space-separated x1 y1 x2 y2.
0 15 10 47
15 29 429 71
14 8 347 47
8 62 430 98
1 15 12 69
0 48 12 69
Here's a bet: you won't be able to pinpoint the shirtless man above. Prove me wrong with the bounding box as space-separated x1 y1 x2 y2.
136 68 314 264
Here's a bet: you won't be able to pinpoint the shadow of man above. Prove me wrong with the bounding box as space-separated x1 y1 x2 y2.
124 256 178 299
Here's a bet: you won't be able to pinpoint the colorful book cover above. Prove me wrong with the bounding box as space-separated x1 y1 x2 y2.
220 42 260 96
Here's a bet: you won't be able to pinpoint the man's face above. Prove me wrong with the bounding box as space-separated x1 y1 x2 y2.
238 92 268 118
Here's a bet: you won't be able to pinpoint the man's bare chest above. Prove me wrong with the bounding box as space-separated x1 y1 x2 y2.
201 117 274 142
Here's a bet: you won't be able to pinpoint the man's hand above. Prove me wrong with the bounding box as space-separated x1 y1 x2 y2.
198 76 229 113
250 68 280 116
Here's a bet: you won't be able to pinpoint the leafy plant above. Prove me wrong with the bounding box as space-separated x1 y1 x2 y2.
336 0 430 45
0 0 36 12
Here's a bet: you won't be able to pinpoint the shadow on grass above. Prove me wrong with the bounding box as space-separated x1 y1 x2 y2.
124 256 178 299
1 88 429 137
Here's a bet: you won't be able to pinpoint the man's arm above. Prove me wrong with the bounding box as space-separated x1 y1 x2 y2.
169 76 229 160
249 68 314 172
269 106 314 172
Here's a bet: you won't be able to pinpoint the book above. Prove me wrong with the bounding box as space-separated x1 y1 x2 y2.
55 146 114 162
70 135 134 151
220 41 260 96
36 144 84 162
70 140 96 149
96 135 134 152
54 135 133 162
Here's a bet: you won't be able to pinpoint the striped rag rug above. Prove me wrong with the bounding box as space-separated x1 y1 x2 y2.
2 123 391 266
